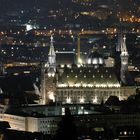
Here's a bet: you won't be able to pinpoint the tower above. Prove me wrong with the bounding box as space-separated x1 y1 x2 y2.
40 36 56 104
116 28 123 52
48 35 56 76
120 35 129 84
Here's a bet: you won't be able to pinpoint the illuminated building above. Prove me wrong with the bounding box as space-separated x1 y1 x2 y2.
1 109 140 136
116 29 132 85
120 35 129 85
104 57 115 68
0 113 60 135
0 104 101 134
40 35 136 105
55 66 135 104
87 50 104 68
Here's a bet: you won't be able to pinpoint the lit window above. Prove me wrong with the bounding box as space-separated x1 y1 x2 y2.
93 96 97 103
80 97 84 103
66 97 71 103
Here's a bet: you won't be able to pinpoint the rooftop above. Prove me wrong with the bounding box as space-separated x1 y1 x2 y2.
57 66 120 88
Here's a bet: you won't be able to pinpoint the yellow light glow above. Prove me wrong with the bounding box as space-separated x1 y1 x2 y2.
93 96 97 103
66 97 71 103
78 58 83 64
48 91 55 102
80 97 84 103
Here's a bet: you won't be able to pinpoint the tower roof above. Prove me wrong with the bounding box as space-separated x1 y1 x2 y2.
49 36 56 56
121 35 129 56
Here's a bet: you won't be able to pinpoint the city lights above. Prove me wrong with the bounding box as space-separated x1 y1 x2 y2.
0 0 139 139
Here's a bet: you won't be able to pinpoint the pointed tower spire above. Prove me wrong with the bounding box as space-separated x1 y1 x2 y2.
40 36 56 105
49 35 56 59
48 35 56 66
48 35 56 77
120 34 129 84
121 35 128 55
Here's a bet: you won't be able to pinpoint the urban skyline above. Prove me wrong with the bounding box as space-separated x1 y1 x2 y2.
0 0 140 140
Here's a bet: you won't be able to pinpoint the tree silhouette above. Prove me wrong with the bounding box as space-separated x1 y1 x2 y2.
54 107 77 140
105 96 120 106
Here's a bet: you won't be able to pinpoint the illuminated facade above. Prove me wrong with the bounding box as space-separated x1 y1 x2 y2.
0 104 99 134
120 35 129 85
0 113 60 135
40 36 56 104
1 110 140 136
55 66 135 104
41 36 135 105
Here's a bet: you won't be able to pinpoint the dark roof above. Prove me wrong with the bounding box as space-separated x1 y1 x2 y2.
57 66 120 88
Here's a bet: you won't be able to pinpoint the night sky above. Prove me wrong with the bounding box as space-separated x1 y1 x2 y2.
0 0 139 14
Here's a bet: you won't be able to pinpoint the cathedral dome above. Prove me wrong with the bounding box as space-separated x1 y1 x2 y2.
87 51 104 65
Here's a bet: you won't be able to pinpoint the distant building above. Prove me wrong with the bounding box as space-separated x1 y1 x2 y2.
1 109 140 137
0 103 99 135
104 57 115 67
0 113 60 135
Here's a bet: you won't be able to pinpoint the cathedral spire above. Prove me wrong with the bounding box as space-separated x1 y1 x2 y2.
40 36 56 105
48 35 56 59
121 35 128 55
120 35 129 85
48 35 56 77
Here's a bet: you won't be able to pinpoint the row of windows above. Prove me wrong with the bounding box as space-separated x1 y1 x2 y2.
41 130 56 134
56 94 119 99
4 115 24 121
57 90 120 95
40 120 59 124
40 124 57 129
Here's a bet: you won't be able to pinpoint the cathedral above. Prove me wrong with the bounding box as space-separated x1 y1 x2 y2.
40 34 136 104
